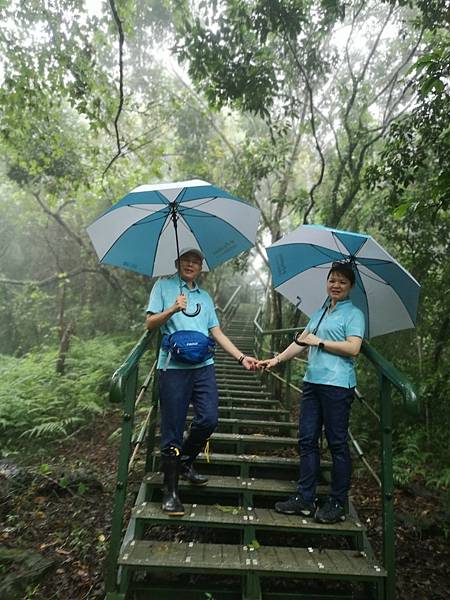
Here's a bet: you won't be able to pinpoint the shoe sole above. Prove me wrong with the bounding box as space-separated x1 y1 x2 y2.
275 507 313 517
315 516 346 524
162 507 186 517
181 478 208 486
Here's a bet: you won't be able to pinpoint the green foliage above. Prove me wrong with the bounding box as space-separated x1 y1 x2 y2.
172 0 344 117
365 30 450 214
0 336 133 448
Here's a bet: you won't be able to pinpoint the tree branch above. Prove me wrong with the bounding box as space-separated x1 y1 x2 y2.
285 37 325 224
103 0 125 177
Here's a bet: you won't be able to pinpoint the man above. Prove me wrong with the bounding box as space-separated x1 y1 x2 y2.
146 247 258 516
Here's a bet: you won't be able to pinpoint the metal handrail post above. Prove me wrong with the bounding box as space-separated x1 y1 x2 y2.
105 366 138 594
380 374 395 600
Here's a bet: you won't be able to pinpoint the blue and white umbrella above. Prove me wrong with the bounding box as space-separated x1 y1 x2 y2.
266 224 420 338
87 179 260 277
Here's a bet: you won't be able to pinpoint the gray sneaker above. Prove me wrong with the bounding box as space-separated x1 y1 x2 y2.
274 494 315 516
315 497 345 523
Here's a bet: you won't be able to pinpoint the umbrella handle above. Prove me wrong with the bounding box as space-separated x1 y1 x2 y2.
293 331 308 346
182 304 201 317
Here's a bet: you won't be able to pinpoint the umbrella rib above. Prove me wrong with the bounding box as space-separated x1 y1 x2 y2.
126 190 171 210
98 211 168 262
331 231 351 256
180 210 254 247
175 213 212 271
177 196 218 211
354 269 371 338
356 267 389 285
148 213 176 276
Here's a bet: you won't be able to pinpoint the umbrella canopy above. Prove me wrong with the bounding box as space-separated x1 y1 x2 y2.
87 179 260 277
266 224 420 338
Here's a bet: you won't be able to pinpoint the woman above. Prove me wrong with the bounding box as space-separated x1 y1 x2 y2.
257 261 365 524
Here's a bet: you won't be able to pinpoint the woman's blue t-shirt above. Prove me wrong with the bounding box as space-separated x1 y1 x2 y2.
303 299 365 388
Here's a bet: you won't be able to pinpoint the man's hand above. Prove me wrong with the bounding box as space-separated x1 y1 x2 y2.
172 294 187 313
242 356 258 371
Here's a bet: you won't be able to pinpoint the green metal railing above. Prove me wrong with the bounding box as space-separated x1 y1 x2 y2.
105 330 157 596
253 305 419 600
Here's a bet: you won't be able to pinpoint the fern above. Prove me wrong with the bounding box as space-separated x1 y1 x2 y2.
0 335 136 446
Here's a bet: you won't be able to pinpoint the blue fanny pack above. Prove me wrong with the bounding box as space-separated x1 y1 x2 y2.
161 330 215 369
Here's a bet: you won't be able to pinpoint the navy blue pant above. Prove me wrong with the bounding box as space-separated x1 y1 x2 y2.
297 382 354 506
158 365 219 452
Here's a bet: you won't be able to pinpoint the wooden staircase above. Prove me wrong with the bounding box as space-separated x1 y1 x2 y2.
108 303 386 599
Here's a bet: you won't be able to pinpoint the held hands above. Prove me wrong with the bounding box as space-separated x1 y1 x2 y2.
256 357 279 371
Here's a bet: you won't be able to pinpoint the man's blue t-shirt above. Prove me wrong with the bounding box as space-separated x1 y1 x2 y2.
146 275 219 369
303 299 365 388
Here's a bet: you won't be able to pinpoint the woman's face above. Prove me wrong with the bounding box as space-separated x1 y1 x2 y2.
327 270 353 303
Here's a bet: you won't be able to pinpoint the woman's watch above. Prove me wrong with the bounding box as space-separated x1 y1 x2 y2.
318 341 325 350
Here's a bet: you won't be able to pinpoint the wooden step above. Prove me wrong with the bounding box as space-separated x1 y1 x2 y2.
216 381 264 389
217 398 280 407
119 540 385 581
217 406 290 419
155 432 298 449
219 390 270 398
133 501 365 537
145 473 302 496
187 416 297 432
154 451 299 469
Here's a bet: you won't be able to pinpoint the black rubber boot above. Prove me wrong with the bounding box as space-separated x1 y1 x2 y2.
160 451 185 517
180 463 208 486
180 434 209 486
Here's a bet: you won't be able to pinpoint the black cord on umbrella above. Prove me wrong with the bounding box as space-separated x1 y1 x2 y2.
170 200 201 317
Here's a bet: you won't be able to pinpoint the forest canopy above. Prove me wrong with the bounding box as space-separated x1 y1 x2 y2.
0 0 449 488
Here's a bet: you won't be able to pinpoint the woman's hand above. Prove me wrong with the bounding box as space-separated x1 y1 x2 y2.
256 357 279 370
301 333 321 346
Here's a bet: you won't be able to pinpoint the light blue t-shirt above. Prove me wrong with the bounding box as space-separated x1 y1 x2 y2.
146 275 220 369
303 299 365 388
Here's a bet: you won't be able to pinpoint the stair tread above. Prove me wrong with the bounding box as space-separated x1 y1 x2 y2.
212 432 298 444
154 451 298 466
217 407 290 415
146 472 307 495
187 417 296 428
119 540 385 579
155 432 298 445
133 501 365 534
153 451 331 470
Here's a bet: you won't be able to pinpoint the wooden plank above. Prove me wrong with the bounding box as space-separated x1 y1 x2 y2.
155 432 298 447
133 501 365 535
144 473 326 497
119 541 386 580
211 433 298 445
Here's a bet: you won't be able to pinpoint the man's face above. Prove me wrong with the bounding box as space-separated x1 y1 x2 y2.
177 252 202 283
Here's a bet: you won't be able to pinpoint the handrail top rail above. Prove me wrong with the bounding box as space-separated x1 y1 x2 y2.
110 330 156 403
361 340 419 415
216 284 242 315
254 313 418 415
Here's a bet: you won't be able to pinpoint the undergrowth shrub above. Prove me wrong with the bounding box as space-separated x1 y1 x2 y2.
0 335 136 448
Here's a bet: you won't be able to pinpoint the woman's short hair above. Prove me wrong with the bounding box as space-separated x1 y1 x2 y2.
327 261 356 285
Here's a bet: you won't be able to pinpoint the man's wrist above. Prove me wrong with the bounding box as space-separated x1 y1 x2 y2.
318 340 325 350
237 354 246 364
